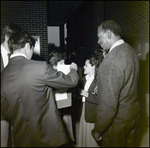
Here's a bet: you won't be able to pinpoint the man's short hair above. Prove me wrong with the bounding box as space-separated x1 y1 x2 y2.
99 20 122 36
8 30 36 53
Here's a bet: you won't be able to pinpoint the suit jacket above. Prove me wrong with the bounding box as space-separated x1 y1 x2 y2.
1 56 79 147
80 77 98 123
93 42 140 136
1 52 4 72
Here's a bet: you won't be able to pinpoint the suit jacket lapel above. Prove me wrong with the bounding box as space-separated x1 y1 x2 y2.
88 80 96 92
1 53 4 72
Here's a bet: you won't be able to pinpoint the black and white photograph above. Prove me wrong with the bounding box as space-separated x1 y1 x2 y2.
1 1 149 147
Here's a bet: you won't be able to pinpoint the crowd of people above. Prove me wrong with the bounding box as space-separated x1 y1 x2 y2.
1 20 141 147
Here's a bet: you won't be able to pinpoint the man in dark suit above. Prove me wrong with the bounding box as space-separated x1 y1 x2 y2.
1 24 22 147
1 30 79 147
92 20 140 147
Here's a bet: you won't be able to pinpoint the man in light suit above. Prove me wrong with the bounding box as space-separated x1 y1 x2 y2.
1 24 22 147
92 20 140 147
1 30 79 147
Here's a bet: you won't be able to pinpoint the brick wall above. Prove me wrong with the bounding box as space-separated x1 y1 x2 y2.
1 1 148 60
1 1 48 60
104 1 149 46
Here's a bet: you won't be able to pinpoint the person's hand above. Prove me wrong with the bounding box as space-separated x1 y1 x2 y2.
80 89 89 97
91 129 102 141
70 62 78 71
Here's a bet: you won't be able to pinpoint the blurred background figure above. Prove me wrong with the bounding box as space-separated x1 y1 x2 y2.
48 49 66 66
48 49 76 145
1 23 22 70
1 23 22 147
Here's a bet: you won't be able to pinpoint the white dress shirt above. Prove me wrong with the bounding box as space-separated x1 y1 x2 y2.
82 74 94 102
109 39 125 52
1 45 11 68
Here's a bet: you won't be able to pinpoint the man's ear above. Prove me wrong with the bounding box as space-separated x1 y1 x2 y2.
25 43 30 51
106 30 111 39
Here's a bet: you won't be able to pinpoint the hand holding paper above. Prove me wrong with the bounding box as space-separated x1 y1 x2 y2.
70 62 78 71
56 64 71 75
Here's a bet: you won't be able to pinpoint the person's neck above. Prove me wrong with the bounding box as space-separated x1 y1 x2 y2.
88 72 95 77
110 36 121 48
13 48 26 56
1 42 10 52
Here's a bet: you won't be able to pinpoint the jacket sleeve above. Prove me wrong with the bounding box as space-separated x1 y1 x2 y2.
1 96 11 121
44 62 79 89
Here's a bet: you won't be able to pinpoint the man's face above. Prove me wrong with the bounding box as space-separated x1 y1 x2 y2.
97 27 110 51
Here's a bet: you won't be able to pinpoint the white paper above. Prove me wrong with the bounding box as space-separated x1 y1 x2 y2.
54 89 68 101
56 64 70 75
54 65 71 101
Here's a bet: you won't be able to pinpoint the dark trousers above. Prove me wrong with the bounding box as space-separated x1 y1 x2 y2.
7 123 12 147
102 114 140 147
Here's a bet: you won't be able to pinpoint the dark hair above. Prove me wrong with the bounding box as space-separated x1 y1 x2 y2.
8 30 36 54
94 49 104 64
48 50 66 66
87 51 104 81
1 24 22 44
87 55 100 68
99 20 122 36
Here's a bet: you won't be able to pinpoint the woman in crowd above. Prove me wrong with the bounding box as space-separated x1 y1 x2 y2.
76 51 104 147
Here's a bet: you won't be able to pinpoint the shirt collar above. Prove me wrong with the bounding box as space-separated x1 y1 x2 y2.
1 44 10 55
10 53 27 59
109 39 125 52
85 74 94 81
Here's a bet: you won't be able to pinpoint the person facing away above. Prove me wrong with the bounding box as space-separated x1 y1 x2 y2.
1 23 22 147
48 49 66 68
1 30 79 147
48 49 76 143
92 20 140 147
77 53 104 147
